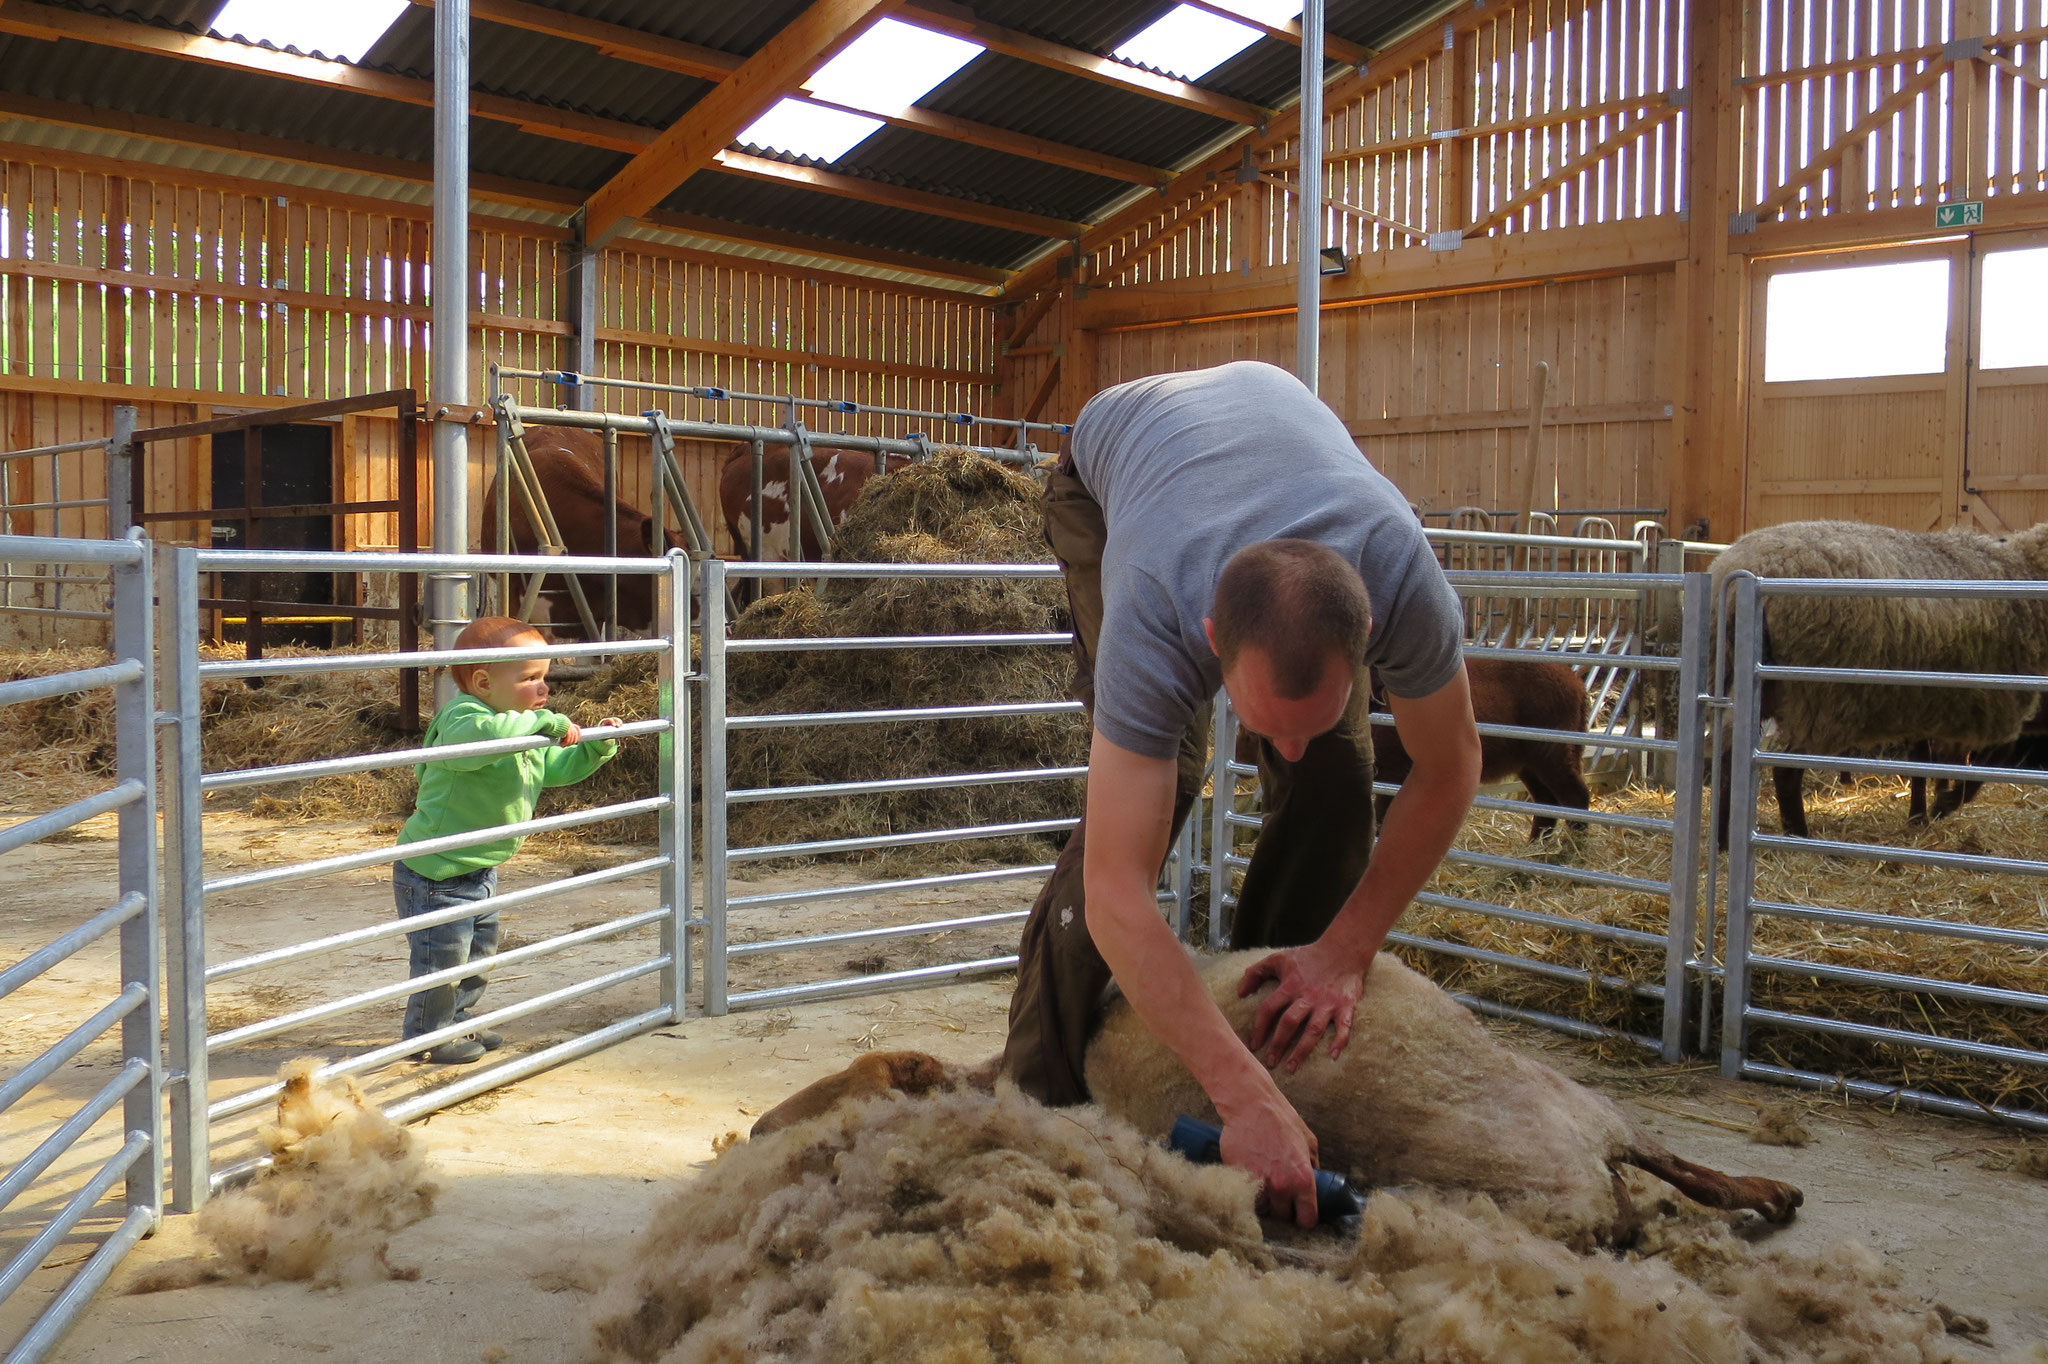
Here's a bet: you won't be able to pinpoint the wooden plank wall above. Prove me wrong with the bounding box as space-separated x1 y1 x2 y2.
0 150 1003 562
1098 271 1674 521
1035 0 1686 525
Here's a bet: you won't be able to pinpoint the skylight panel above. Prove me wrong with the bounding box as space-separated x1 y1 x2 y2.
805 18 982 112
210 0 408 63
1114 3 1298 80
735 101 884 164
735 18 983 164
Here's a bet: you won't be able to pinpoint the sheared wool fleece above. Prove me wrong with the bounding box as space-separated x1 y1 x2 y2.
584 1084 1996 1364
1710 520 2048 757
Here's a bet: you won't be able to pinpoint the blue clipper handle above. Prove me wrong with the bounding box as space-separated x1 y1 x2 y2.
1168 1115 1363 1228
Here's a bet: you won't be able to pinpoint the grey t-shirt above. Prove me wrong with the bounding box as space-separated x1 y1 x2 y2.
1072 360 1465 760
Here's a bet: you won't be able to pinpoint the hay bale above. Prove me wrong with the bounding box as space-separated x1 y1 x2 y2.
584 1086 1968 1364
722 451 1084 867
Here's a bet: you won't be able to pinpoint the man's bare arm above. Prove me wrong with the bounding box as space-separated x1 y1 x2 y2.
1245 666 1482 1068
1081 729 1323 1227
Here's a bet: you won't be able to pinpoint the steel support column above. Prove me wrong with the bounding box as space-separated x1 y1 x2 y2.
430 0 473 670
1295 0 1325 393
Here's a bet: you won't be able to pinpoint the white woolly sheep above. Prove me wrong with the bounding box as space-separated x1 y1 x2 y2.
751 951 1801 1243
1711 518 2048 840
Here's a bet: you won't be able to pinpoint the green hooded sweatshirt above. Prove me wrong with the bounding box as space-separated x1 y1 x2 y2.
397 693 618 880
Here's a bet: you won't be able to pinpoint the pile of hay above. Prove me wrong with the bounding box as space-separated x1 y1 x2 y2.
720 451 1083 867
0 645 417 819
585 1086 2003 1364
0 644 674 842
132 1060 437 1290
1382 776 2048 1119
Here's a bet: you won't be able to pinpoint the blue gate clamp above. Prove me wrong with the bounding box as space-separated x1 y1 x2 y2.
1056 424 1072 434
833 400 858 413
702 387 728 401
548 370 579 385
948 412 972 425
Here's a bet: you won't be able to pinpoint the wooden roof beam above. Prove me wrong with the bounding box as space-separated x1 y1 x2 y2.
409 0 1170 187
0 0 654 153
582 0 899 245
643 209 1009 285
898 1 1273 126
1178 0 1372 68
711 149 1086 238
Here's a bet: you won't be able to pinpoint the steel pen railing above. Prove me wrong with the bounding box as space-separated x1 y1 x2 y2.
1207 569 1710 1059
158 547 695 1208
1718 572 2048 1131
696 556 1192 1014
0 432 128 625
0 534 161 1364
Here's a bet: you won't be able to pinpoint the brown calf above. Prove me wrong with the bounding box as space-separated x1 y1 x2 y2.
1372 657 1592 838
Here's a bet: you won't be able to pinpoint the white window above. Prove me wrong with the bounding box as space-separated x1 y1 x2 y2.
1113 3 1303 81
1763 259 1951 383
1978 245 2048 371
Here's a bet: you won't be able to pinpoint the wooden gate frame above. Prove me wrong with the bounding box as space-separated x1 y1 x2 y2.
120 390 422 730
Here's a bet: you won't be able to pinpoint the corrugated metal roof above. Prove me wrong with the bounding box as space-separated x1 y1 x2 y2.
0 0 1463 278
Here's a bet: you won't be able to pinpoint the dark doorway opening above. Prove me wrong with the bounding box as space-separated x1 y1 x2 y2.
210 422 340 647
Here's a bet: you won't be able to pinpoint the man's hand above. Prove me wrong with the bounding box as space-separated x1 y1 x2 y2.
1216 1083 1321 1229
1239 940 1366 1072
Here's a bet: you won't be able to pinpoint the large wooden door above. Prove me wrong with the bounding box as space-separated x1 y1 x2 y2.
1745 241 1968 532
1964 230 2048 534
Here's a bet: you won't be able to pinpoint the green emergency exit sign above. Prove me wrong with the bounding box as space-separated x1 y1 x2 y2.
1936 200 1984 228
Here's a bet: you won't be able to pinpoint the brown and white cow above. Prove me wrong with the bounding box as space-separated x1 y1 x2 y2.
717 446 911 562
480 426 686 637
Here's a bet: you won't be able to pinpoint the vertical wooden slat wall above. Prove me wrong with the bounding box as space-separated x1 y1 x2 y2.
0 154 1003 556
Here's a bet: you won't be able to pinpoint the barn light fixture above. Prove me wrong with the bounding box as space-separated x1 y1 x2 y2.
1319 246 1350 276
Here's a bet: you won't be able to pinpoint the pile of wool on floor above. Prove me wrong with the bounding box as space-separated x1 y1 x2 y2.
130 1061 437 1291
585 1085 2010 1364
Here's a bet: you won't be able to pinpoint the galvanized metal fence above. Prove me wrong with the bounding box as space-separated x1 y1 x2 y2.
694 557 1096 1013
0 424 131 626
1717 572 2048 1131
155 547 695 1208
1207 567 1710 1059
0 534 162 1364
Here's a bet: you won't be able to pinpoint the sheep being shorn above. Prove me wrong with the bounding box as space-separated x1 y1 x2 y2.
751 951 1800 1244
1711 519 2048 840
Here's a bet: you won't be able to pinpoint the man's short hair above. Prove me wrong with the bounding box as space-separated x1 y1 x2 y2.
449 615 545 694
1210 539 1372 697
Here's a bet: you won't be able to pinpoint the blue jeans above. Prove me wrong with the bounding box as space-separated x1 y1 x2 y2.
394 862 500 1043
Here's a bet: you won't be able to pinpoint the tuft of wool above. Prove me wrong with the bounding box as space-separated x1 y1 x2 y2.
585 1085 2005 1364
131 1061 436 1291
1750 1103 1815 1147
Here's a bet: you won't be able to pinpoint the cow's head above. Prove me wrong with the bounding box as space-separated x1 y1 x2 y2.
636 517 691 556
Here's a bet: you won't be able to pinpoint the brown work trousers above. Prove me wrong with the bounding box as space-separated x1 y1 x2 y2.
1000 455 1378 1106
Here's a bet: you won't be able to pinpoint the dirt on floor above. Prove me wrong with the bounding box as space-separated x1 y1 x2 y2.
2 813 2046 1362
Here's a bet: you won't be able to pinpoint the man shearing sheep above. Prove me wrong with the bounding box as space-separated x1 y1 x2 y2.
1003 359 1483 1229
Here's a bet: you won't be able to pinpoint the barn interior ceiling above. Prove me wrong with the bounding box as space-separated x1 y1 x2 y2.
0 0 1456 288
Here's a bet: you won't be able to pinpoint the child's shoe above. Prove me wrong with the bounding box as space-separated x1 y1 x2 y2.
413 1038 486 1064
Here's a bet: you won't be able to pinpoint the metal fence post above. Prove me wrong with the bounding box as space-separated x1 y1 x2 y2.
1206 700 1238 950
157 546 209 1210
106 408 136 539
1661 571 1709 1062
656 551 692 1021
112 536 162 1218
1718 572 1764 1078
699 556 729 1015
